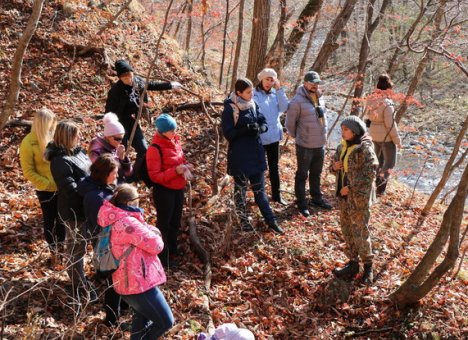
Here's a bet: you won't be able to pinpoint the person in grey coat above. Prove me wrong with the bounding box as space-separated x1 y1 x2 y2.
253 68 289 205
286 71 332 217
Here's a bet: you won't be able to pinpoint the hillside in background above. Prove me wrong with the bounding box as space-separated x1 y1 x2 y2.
0 0 467 339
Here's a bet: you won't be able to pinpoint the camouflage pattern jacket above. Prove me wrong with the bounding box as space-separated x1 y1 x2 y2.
331 136 379 209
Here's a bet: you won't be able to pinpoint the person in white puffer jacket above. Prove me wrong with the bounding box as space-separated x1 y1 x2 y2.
253 68 289 205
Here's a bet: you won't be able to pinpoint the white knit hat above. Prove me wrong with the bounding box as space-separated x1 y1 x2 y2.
257 68 277 82
103 112 125 137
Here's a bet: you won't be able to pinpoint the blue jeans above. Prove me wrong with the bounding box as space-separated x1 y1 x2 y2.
294 144 325 208
234 173 276 224
122 287 174 340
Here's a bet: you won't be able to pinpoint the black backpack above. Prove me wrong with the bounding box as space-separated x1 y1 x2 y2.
134 143 162 188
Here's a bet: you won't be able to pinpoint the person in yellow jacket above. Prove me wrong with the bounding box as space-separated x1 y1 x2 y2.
20 108 65 264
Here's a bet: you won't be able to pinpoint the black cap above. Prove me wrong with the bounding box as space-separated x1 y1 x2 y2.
115 60 133 77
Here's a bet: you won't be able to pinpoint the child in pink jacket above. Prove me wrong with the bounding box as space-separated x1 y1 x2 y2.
98 184 174 339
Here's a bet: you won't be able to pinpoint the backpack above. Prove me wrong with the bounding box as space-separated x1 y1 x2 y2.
93 225 134 277
134 143 162 188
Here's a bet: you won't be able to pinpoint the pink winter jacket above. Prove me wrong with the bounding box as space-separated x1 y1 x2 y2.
97 200 166 295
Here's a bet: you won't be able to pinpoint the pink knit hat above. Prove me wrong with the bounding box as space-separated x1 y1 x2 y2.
103 112 125 136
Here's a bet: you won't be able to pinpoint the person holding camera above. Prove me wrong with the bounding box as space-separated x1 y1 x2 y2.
286 71 332 217
253 68 289 205
222 78 283 234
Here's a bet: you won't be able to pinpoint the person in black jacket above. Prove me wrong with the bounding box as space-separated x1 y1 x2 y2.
77 154 127 328
105 60 182 158
45 120 93 302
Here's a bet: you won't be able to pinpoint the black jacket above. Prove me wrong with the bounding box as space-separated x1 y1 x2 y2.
45 143 91 221
77 176 114 242
105 76 172 129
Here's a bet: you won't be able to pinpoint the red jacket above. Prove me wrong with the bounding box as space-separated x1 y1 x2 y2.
147 133 187 190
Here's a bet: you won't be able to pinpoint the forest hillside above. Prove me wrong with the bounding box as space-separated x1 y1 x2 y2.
0 0 467 339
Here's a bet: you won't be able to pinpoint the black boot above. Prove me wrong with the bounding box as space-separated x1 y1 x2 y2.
362 263 373 284
333 261 359 281
272 193 287 206
267 220 284 234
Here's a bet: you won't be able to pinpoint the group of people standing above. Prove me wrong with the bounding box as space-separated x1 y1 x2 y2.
19 57 401 338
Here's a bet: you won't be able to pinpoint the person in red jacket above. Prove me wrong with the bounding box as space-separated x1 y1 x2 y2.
146 114 193 269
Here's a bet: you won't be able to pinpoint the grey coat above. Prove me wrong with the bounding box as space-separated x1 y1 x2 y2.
285 86 327 148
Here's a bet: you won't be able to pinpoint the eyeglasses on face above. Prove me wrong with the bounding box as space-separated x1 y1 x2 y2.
112 136 123 142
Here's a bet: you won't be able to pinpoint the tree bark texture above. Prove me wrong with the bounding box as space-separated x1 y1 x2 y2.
246 0 271 82
390 162 468 308
350 0 391 116
264 0 287 75
421 115 468 216
311 0 359 73
185 0 193 56
1 0 45 131
230 0 245 91
219 0 230 87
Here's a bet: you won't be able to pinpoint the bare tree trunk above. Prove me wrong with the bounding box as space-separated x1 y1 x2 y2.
230 0 245 91
219 0 230 87
167 0 187 36
311 0 359 73
420 115 468 216
246 0 271 82
185 0 193 56
390 163 467 308
294 11 320 92
350 0 391 116
172 1 188 40
225 39 235 93
1 0 45 131
200 0 208 71
265 0 287 74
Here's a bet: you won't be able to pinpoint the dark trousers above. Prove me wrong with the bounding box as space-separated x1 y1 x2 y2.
152 184 184 263
122 287 174 340
123 123 148 159
36 191 66 251
234 173 276 224
374 142 397 194
294 144 325 208
264 142 281 199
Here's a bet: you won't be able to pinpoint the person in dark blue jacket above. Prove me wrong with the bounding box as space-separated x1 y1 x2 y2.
221 78 284 234
77 154 127 328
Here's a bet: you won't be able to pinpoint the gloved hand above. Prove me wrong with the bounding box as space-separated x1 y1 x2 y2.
315 106 324 118
247 122 259 132
171 81 182 89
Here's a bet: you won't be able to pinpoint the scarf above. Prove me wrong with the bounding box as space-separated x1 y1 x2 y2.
339 140 358 189
228 92 256 125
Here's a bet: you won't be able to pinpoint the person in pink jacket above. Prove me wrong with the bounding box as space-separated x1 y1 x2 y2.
97 184 174 339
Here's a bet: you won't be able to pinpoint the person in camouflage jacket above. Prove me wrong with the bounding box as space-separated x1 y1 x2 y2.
331 116 379 284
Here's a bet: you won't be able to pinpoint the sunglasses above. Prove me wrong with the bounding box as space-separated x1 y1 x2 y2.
112 136 123 142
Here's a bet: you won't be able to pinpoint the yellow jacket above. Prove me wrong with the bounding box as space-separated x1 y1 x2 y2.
20 132 57 192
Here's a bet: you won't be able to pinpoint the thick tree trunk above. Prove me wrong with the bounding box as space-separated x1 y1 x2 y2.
230 0 245 91
350 0 391 116
219 0 230 87
1 0 45 131
264 0 287 75
390 163 468 308
246 0 271 82
420 115 468 216
311 0 359 73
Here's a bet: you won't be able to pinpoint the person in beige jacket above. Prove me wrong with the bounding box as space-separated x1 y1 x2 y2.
20 108 65 264
366 74 401 195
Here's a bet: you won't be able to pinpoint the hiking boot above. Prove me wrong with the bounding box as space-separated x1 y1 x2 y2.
272 195 288 206
311 198 332 210
333 261 360 281
267 220 284 234
298 207 310 217
361 262 373 284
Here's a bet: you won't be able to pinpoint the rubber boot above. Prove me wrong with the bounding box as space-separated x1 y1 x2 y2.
362 262 373 284
332 261 360 281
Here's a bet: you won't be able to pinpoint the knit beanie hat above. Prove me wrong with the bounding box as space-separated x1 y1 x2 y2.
115 60 133 77
257 68 278 82
304 71 321 83
155 113 177 133
341 115 367 136
103 112 125 136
